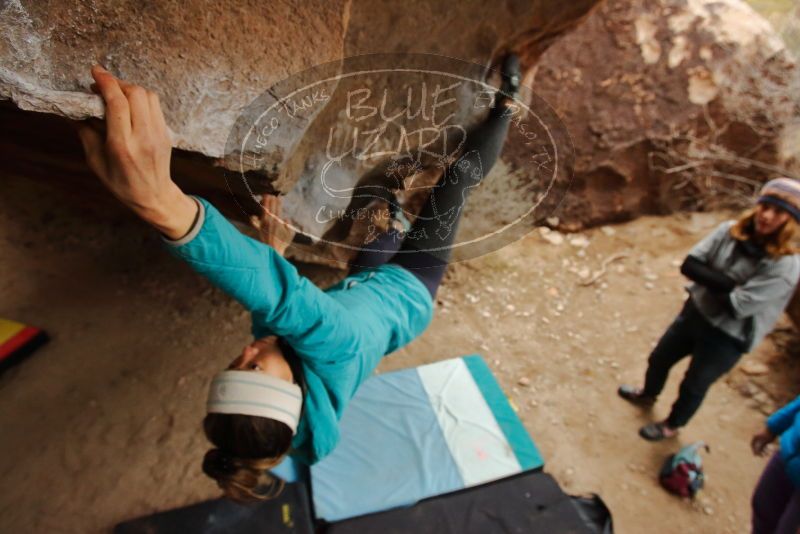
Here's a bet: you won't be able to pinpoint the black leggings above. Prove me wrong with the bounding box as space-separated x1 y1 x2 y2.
643 298 745 428
349 102 513 297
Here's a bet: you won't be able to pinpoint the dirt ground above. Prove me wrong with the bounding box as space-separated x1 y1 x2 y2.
2 172 798 533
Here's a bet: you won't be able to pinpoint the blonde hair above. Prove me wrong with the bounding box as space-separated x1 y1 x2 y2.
729 207 800 258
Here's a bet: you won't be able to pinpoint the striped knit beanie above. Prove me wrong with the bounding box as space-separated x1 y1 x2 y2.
758 177 800 222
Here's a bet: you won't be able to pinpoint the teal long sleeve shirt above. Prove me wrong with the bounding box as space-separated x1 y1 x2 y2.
165 197 434 464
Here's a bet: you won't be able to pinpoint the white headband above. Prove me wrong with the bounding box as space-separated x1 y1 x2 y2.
207 370 303 434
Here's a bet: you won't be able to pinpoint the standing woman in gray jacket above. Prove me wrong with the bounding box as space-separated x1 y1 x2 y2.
619 178 800 441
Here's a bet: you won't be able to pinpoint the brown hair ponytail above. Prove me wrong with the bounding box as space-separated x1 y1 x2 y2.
202 413 294 503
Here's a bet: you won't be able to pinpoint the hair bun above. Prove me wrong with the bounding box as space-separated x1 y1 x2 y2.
201 447 288 502
202 448 237 480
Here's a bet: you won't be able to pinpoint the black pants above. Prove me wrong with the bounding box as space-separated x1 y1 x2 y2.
643 298 745 428
349 102 513 297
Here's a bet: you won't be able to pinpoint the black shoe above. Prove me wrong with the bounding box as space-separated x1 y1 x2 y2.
617 385 656 407
639 422 678 441
365 190 410 234
497 53 521 102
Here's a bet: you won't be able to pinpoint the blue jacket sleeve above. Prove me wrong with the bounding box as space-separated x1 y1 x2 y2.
164 197 359 362
768 396 800 436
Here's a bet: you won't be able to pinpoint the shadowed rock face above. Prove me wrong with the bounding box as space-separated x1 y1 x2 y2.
4 0 798 264
0 0 598 157
0 0 600 260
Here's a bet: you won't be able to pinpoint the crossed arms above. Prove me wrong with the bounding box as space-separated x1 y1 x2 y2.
683 222 794 319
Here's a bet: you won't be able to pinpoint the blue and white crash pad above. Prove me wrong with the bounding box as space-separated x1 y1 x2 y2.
310 355 543 522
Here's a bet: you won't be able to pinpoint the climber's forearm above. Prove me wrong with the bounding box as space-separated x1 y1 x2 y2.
76 64 196 240
135 185 199 241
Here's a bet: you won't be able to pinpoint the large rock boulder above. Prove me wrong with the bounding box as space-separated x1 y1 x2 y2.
530 0 800 331
530 0 800 229
4 0 796 265
0 0 353 157
0 0 599 264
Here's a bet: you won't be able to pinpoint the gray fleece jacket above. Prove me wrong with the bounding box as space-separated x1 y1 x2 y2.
686 220 800 352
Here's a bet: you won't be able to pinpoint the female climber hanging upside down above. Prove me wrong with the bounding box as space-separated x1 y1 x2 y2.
77 55 521 502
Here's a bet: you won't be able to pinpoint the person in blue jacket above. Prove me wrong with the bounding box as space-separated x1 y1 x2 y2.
76 57 521 501
752 396 800 533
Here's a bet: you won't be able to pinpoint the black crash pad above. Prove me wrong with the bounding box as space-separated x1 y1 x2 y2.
324 471 594 534
114 481 314 534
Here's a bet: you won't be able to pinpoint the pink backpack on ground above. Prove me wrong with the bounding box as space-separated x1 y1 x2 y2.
659 442 710 498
